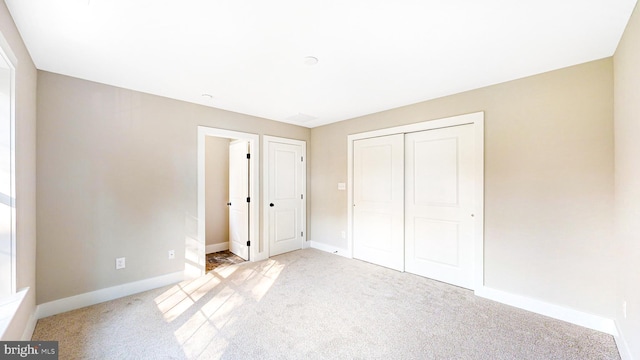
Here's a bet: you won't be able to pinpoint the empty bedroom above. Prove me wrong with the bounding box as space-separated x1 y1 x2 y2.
0 0 638 359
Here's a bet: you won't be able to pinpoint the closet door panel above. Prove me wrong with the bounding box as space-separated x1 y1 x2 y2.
405 125 475 289
353 134 404 271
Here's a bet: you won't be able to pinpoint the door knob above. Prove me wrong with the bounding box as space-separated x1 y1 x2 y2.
270 203 274 207
227 202 231 206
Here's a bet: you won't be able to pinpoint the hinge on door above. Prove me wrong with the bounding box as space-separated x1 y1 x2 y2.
246 241 251 247
301 194 303 199
301 156 304 162
246 153 250 159
246 197 250 203
301 231 304 237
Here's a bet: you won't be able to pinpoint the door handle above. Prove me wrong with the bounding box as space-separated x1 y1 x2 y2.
270 203 274 207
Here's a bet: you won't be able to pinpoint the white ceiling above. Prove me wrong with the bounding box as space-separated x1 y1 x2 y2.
5 0 637 128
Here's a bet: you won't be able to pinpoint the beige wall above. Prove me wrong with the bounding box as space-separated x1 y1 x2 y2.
36 71 310 304
310 59 615 318
0 1 37 339
613 3 640 358
205 136 229 246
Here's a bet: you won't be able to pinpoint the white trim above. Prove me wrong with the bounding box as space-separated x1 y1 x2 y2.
347 112 483 142
0 288 28 339
614 323 633 360
347 112 485 290
36 271 184 319
263 136 307 258
206 242 229 254
475 286 618 336
0 31 18 297
197 127 262 273
473 116 485 289
21 311 37 341
309 241 351 258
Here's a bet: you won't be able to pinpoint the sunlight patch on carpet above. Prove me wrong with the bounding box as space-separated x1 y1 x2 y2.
249 259 285 301
154 272 229 322
174 259 286 358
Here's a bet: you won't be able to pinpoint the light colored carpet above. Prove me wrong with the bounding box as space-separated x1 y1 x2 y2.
32 249 619 359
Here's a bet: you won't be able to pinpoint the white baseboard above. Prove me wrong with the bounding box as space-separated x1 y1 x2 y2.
614 322 633 360
475 286 618 336
309 241 351 258
206 242 229 254
36 271 184 319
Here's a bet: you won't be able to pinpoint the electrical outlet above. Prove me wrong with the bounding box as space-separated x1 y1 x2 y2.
115 257 126 270
623 301 627 319
168 250 175 259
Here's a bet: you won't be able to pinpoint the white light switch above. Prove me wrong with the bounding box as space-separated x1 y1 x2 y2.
338 182 346 190
115 257 126 270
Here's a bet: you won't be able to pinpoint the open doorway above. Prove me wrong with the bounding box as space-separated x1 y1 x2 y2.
204 137 248 272
195 127 262 279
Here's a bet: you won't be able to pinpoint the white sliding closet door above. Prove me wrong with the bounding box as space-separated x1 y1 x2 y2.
405 125 475 289
353 134 404 271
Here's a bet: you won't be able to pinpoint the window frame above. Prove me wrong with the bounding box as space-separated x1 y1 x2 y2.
0 31 17 297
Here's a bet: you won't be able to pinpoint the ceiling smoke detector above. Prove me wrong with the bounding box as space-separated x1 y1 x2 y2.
303 56 318 66
286 113 317 123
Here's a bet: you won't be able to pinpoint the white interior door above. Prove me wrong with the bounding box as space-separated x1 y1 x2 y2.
353 134 404 271
228 140 249 260
405 125 475 289
268 140 304 256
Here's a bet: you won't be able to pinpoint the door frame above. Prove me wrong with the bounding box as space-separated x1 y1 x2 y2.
196 126 262 279
347 112 485 290
263 136 308 257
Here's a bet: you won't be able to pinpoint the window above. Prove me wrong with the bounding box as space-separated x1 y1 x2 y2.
0 37 16 298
